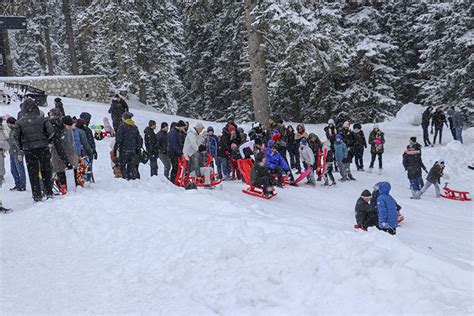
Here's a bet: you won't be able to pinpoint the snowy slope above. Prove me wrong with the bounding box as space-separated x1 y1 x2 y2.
0 97 473 314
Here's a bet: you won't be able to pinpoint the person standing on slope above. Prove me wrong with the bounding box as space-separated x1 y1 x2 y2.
6 117 26 191
421 106 433 147
157 122 171 179
368 124 385 175
144 120 159 177
183 122 205 160
54 97 65 117
418 160 445 198
352 123 367 171
402 140 428 200
452 108 464 144
334 134 349 182
298 139 316 186
114 112 143 180
431 106 448 145
168 120 187 183
108 94 129 133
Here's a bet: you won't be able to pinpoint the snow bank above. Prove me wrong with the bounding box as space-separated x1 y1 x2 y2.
390 102 424 126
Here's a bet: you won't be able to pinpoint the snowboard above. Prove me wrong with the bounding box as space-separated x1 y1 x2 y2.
293 167 312 184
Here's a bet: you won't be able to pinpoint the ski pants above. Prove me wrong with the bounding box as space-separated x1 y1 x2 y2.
10 154 27 190
303 163 315 184
336 161 347 179
289 149 301 172
119 151 140 180
219 156 230 177
24 147 53 200
420 180 440 197
169 153 180 183
159 153 171 180
422 124 431 146
369 153 383 169
433 127 443 144
253 175 273 193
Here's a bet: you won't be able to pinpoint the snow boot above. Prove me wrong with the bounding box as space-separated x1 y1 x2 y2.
0 206 12 213
60 185 68 196
317 176 322 182
348 174 356 181
331 180 337 186
367 168 373 173
378 168 383 175
323 180 329 186
339 177 348 182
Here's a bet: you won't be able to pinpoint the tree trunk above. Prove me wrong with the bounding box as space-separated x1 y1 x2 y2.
2 31 13 76
62 0 79 75
41 1 54 75
244 0 271 125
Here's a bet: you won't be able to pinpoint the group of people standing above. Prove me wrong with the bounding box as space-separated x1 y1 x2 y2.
421 105 464 146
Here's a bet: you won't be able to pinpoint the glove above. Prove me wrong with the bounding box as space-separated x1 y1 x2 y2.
93 151 98 160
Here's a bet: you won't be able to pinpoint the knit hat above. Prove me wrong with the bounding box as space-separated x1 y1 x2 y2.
300 138 308 146
361 190 372 198
195 122 204 130
198 144 207 152
328 119 335 125
176 120 186 127
373 124 380 129
207 126 214 133
80 112 92 124
227 124 236 133
353 123 362 130
410 136 417 143
54 97 61 103
336 134 343 140
272 132 281 141
6 117 16 125
75 118 85 128
122 112 133 120
231 143 237 150
161 122 168 129
62 115 73 126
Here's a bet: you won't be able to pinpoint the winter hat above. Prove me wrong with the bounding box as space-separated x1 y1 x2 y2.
6 117 16 125
80 112 92 124
207 126 214 133
195 122 204 130
335 134 343 140
231 143 238 150
343 121 350 128
227 124 236 133
410 136 417 143
328 119 335 125
198 144 207 152
54 97 61 103
176 120 186 127
252 122 261 129
300 139 308 146
122 112 133 120
272 132 281 141
373 124 380 129
361 190 372 198
438 159 445 165
62 115 74 126
75 118 86 128
353 123 362 130
161 122 168 129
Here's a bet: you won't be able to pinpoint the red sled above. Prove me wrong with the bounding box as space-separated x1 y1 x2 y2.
237 159 277 200
293 167 312 184
353 224 368 231
441 184 471 201
316 148 328 177
174 155 222 188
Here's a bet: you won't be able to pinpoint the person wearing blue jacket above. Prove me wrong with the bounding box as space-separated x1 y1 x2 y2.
266 142 291 187
205 126 220 177
334 134 349 181
376 182 398 235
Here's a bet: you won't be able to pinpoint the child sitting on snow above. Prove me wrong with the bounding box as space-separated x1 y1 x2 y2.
251 152 274 197
298 139 316 186
376 182 399 235
418 160 445 198
189 144 215 189
355 190 378 230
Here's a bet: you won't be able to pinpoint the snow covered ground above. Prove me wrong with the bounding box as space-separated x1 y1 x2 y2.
1 97 473 314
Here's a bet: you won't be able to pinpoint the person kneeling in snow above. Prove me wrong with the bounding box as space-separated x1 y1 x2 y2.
355 190 378 230
189 144 214 189
251 152 274 197
266 142 294 187
299 139 316 186
376 182 399 235
418 160 445 198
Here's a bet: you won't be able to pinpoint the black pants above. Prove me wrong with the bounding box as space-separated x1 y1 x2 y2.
289 149 301 172
253 175 273 194
25 147 53 200
369 153 383 169
422 125 431 146
119 151 140 180
159 153 171 179
354 148 364 170
433 127 443 144
324 165 335 182
169 153 180 183
149 156 158 177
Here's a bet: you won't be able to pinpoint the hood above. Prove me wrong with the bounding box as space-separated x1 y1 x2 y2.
22 99 39 113
378 182 391 195
123 119 135 126
296 124 305 132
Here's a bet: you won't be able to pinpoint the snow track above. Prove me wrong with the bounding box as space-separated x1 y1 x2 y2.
1 98 472 314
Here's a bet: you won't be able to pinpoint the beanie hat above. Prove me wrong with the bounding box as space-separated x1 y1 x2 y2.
75 118 85 128
300 138 308 146
176 120 186 127
410 136 417 143
231 143 237 150
54 97 61 103
207 126 214 133
80 112 92 123
122 112 133 120
6 117 16 125
373 124 380 129
161 122 168 129
62 115 73 126
353 123 362 130
227 124 236 133
272 132 281 141
336 134 343 140
195 122 204 130
198 144 207 152
361 190 372 198
328 119 335 125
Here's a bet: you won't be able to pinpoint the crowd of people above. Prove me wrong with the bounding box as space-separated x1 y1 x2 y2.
421 105 464 146
0 97 465 236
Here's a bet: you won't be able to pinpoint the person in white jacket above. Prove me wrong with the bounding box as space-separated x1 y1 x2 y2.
299 138 315 186
0 118 11 212
183 122 205 160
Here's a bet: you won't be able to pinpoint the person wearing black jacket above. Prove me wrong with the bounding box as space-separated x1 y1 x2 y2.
156 122 171 179
421 106 433 147
14 98 55 202
144 120 158 177
54 97 65 116
168 120 187 183
250 152 274 197
79 112 97 159
352 124 367 171
355 190 378 230
114 112 143 180
431 106 448 145
286 126 298 171
48 109 73 190
403 139 428 199
108 94 129 132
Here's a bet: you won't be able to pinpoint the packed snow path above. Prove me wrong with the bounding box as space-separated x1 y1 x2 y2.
1 97 473 314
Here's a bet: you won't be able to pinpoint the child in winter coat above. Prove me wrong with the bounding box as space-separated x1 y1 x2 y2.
251 152 274 197
189 144 214 189
418 160 445 198
376 182 399 235
103 117 114 137
324 119 337 146
403 140 428 199
229 143 241 180
294 124 308 174
368 124 385 174
266 142 291 187
352 123 367 171
322 141 336 186
298 139 315 186
334 134 349 181
355 190 378 230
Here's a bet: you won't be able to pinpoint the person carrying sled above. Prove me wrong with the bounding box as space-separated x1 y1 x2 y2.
368 124 385 175
299 139 316 186
251 152 274 197
418 160 445 198
403 139 428 199
431 106 448 145
266 142 294 187
355 190 378 230
352 123 367 171
334 134 349 182
114 112 143 180
376 182 399 235
157 122 171 179
144 120 159 177
189 144 215 189
421 106 433 147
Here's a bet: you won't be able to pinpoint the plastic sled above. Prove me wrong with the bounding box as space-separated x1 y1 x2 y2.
175 155 222 188
441 184 471 201
293 167 312 184
237 159 277 200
